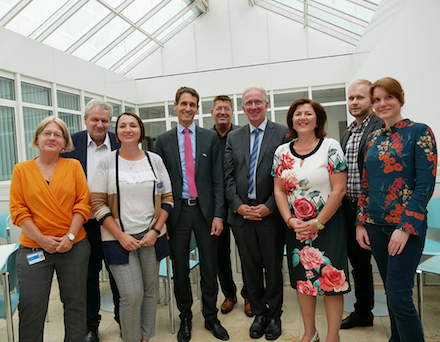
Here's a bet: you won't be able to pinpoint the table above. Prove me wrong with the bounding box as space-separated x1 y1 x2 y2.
1 243 19 342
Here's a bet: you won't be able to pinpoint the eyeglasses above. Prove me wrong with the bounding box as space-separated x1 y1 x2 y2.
214 107 232 112
243 100 266 108
40 130 64 139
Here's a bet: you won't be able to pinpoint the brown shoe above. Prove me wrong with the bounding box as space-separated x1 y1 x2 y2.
221 296 237 314
244 298 254 317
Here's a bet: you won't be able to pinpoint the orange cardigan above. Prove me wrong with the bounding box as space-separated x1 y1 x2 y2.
9 157 90 248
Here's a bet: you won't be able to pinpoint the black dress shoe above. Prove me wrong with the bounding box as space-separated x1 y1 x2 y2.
83 327 99 342
340 312 373 329
265 318 281 340
205 319 230 340
250 315 266 339
178 318 192 342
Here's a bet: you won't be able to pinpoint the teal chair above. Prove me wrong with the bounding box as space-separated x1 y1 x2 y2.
0 213 11 244
159 232 200 334
416 254 440 323
1 246 19 342
423 197 440 256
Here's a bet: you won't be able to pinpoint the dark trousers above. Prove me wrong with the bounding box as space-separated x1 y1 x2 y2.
217 223 248 299
232 218 284 319
84 219 120 327
168 202 219 321
342 198 374 318
16 239 90 342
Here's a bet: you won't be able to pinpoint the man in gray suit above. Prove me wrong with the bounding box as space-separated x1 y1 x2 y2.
224 86 288 340
340 79 384 329
155 87 229 342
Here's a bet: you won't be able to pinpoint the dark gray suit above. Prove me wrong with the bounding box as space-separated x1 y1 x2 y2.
155 126 224 321
224 120 288 319
340 114 383 318
61 130 121 328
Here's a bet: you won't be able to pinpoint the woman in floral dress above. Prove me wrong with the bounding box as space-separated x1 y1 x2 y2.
273 98 349 342
356 78 437 342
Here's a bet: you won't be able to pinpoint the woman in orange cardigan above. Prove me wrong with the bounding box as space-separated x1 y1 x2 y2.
9 117 91 342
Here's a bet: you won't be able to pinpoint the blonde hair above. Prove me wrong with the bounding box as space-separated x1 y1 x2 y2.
30 116 74 152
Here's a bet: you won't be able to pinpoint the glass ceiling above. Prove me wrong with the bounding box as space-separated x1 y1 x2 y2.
250 0 382 46
0 0 207 75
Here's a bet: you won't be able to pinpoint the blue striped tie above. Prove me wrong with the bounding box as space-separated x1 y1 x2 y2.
248 128 261 196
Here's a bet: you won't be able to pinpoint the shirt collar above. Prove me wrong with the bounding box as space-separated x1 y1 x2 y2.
381 118 413 135
347 113 373 133
178 122 196 134
87 132 111 149
249 117 268 133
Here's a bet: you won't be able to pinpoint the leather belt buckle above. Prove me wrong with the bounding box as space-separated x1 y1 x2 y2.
184 198 197 206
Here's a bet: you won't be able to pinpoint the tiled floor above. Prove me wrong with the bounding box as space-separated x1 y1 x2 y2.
1 280 439 342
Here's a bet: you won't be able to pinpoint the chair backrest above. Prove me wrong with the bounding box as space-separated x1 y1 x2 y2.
4 248 18 292
427 197 440 229
0 213 11 244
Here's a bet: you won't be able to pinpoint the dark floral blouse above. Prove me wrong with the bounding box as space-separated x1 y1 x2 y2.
356 119 437 236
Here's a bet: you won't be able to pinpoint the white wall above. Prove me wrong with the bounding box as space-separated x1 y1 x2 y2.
0 27 137 103
132 0 355 102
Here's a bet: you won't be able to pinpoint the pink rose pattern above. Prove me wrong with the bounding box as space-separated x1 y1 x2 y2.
273 145 349 296
299 246 325 270
297 280 319 296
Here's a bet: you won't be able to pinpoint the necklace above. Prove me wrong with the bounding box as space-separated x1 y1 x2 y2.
36 158 57 174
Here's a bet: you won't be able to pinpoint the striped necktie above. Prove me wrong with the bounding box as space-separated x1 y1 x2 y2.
248 128 261 196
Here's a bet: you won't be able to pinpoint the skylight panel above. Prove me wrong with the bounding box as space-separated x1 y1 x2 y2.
43 0 110 51
0 0 21 19
308 6 365 36
156 5 200 41
72 16 130 61
114 40 159 73
4 0 68 37
141 0 185 35
273 0 303 12
121 0 162 23
101 0 125 9
95 29 146 69
312 0 374 22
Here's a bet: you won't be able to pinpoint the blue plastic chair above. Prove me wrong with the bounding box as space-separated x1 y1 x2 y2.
416 254 440 323
1 246 19 342
0 213 11 244
159 232 200 333
423 197 440 256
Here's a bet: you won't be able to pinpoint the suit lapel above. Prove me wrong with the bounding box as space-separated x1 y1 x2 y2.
242 125 251 169
258 120 274 167
170 128 183 180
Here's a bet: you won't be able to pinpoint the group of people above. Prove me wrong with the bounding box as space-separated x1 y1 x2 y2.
8 77 437 342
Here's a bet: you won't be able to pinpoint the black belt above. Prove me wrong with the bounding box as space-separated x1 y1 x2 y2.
247 198 259 206
181 198 198 206
346 197 358 211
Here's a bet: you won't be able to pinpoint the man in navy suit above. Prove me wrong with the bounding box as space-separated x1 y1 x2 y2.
61 99 120 342
224 86 288 340
155 87 229 342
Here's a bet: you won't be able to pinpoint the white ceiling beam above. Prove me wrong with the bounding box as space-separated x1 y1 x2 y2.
309 1 368 27
34 0 89 43
0 0 33 27
346 0 378 11
307 15 361 41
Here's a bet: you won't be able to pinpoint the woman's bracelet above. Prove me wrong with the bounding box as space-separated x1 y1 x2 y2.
151 227 161 235
286 215 295 228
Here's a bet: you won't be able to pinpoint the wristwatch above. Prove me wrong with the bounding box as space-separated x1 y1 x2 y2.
315 219 325 230
66 233 76 242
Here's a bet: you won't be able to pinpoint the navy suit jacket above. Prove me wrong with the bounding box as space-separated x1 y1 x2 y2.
155 126 224 231
224 119 289 227
61 130 120 177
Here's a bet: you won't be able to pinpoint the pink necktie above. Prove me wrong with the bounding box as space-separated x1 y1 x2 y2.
184 128 198 198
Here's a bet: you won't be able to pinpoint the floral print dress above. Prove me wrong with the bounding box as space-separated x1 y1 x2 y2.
272 138 350 296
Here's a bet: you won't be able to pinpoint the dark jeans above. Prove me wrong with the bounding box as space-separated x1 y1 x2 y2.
85 219 120 327
366 223 425 342
16 239 90 342
217 223 248 299
343 198 374 318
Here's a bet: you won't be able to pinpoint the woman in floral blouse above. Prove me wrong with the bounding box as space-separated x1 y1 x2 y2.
356 77 437 342
273 98 349 342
